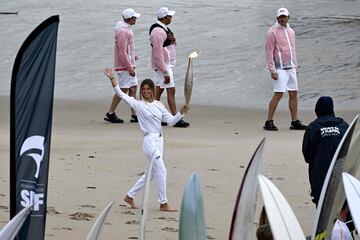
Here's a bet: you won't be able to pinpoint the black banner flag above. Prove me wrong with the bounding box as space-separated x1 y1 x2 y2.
10 15 59 239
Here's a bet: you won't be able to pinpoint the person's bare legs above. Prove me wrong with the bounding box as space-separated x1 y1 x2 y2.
267 92 283 120
155 86 177 115
123 195 138 209
128 85 137 115
160 203 178 212
108 88 129 113
155 86 164 101
166 87 177 115
288 91 298 121
108 94 121 113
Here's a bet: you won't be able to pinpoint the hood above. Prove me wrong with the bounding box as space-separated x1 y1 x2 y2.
314 115 344 128
315 96 335 117
114 20 130 30
274 21 289 28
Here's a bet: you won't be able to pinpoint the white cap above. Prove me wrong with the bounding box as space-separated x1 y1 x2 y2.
156 7 175 19
277 7 289 17
122 8 140 19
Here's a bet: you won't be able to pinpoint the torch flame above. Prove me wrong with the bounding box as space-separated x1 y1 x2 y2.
188 51 200 59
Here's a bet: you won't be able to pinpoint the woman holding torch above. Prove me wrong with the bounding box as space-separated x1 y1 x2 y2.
104 68 189 211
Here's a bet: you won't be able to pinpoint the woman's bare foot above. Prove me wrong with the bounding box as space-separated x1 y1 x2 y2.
160 203 178 212
123 195 138 209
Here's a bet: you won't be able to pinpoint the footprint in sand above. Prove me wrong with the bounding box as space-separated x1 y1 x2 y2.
125 220 139 225
121 210 135 215
161 227 178 232
47 206 61 215
69 212 95 221
156 216 178 222
80 204 96 208
0 205 8 210
206 168 219 171
135 172 145 176
52 227 73 231
268 177 284 181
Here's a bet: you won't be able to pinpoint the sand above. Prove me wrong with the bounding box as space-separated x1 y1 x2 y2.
0 96 358 239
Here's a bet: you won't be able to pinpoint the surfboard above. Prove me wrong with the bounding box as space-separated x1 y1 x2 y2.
342 172 360 234
311 115 359 240
258 175 306 240
184 51 200 105
228 138 265 240
179 172 206 240
140 152 156 240
0 206 31 240
86 201 114 240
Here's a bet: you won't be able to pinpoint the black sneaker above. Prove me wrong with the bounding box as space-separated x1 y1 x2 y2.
161 122 168 126
130 115 138 123
263 120 278 131
290 120 307 130
104 112 124 123
174 119 190 128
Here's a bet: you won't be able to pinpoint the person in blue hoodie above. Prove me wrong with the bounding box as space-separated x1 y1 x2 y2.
302 96 349 206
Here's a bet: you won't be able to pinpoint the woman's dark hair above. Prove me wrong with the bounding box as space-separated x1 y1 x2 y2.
256 224 273 240
259 206 269 225
140 79 155 97
257 206 273 240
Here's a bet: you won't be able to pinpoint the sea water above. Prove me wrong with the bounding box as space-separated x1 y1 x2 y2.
0 0 359 109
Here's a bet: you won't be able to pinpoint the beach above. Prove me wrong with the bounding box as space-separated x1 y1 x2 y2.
1 0 360 239
0 96 358 239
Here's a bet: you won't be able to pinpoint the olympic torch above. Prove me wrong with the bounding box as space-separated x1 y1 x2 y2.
184 51 200 105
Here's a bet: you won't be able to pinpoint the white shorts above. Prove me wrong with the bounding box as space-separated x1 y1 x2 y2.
272 68 298 92
116 71 138 89
154 65 175 89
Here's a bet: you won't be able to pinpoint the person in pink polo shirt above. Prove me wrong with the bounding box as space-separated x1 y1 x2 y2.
104 8 140 123
263 7 307 131
149 7 190 128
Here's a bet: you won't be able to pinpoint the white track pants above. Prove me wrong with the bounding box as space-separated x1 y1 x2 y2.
127 133 168 204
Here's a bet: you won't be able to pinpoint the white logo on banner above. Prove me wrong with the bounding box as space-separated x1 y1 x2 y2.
21 190 44 211
20 135 45 179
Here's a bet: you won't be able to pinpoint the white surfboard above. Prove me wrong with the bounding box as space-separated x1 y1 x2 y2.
228 138 265 240
258 175 306 240
86 201 114 240
311 115 359 240
140 152 156 240
0 206 31 240
342 172 360 235
179 172 206 240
